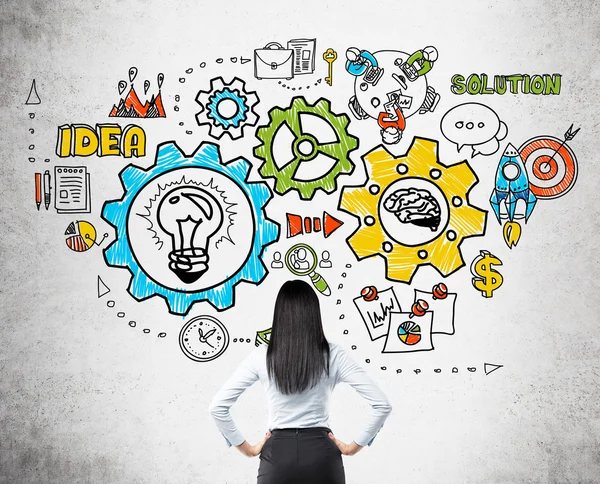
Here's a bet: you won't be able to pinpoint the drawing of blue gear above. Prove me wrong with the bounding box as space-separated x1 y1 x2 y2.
207 89 248 128
254 96 359 200
196 77 259 140
101 141 279 315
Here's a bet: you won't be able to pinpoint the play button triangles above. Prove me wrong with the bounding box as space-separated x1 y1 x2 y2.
484 363 503 376
286 211 344 238
97 276 110 298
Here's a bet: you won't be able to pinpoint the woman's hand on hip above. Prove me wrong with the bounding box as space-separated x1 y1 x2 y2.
235 432 272 457
328 432 364 456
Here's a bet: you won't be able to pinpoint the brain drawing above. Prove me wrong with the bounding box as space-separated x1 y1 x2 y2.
383 187 441 231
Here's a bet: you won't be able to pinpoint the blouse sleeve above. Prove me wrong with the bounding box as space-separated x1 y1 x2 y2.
209 350 260 447
335 347 392 446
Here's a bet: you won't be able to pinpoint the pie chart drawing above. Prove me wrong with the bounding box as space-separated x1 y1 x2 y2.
383 312 433 353
65 221 96 252
64 220 108 253
398 321 421 345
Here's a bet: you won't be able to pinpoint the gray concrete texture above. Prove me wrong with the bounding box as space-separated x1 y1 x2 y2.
1 0 600 482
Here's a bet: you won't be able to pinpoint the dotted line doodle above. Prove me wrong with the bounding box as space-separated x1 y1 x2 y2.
25 80 40 163
332 272 504 377
232 338 253 344
278 78 324 90
97 275 167 338
387 364 503 375
337 263 357 351
27 112 36 163
173 56 251 136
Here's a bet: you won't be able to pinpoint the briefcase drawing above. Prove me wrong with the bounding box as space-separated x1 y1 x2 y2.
254 42 294 80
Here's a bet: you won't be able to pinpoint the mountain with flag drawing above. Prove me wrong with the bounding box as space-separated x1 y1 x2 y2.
109 86 165 118
109 67 166 118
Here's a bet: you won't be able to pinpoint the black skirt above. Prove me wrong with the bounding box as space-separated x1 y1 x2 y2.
257 427 345 484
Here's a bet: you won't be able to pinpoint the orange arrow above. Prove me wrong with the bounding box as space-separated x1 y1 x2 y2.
323 212 343 238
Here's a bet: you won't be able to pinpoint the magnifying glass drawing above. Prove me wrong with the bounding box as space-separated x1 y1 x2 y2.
284 243 331 296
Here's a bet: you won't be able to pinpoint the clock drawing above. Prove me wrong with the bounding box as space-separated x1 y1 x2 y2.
179 315 230 362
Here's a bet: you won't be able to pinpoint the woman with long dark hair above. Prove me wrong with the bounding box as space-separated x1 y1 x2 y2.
209 280 392 484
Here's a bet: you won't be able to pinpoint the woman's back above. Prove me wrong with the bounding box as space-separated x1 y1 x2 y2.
252 343 344 429
209 280 392 484
211 342 391 448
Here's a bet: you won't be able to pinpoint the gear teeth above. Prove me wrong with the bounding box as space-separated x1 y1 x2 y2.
226 158 252 180
315 98 331 110
102 200 120 226
195 76 260 140
339 137 486 284
196 92 210 105
191 142 221 166
247 92 259 107
119 165 146 191
212 125 226 138
254 96 359 200
156 141 188 163
246 111 258 125
100 141 280 315
274 178 288 195
257 157 271 173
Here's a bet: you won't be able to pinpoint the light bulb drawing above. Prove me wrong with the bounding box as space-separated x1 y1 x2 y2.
157 186 223 283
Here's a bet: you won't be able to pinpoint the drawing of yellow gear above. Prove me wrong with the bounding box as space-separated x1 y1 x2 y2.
339 137 487 283
254 96 359 200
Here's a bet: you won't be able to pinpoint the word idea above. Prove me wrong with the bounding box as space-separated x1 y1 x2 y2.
56 123 146 158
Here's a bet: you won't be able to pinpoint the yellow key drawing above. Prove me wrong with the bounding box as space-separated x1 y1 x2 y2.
323 48 337 86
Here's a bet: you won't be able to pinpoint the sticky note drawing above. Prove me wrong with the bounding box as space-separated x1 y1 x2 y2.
414 286 457 335
382 312 434 353
353 286 402 341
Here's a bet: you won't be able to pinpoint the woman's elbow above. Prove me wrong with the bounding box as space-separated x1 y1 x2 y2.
208 400 225 419
378 400 393 416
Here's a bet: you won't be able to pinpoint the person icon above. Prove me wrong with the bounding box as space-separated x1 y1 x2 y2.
378 100 406 145
271 251 283 269
289 247 310 271
345 47 384 86
319 250 332 269
345 47 375 76
380 126 402 145
400 46 439 81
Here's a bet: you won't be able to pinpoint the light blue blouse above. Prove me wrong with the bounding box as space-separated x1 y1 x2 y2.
209 343 392 447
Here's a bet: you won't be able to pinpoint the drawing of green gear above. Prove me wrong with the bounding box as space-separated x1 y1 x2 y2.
254 97 359 200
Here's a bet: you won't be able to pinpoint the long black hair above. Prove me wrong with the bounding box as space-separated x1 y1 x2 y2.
266 280 330 394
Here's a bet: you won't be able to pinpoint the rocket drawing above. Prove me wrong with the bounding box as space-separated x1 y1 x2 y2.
490 143 537 223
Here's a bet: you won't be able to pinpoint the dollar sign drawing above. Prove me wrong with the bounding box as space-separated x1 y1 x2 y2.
471 250 504 298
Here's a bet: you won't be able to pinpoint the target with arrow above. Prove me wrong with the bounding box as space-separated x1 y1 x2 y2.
519 124 580 199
